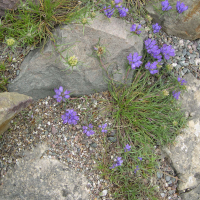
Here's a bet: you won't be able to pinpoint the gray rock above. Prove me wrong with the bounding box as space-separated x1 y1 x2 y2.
157 171 163 179
145 0 200 40
182 49 187 56
0 92 33 136
107 137 117 143
90 142 97 148
8 14 147 100
0 143 89 199
180 185 200 200
162 73 200 193
165 176 171 182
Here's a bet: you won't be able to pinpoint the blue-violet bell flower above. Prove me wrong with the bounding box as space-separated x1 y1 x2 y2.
130 24 142 35
104 5 115 18
172 91 181 100
161 0 172 11
83 124 95 136
152 23 162 33
124 144 131 152
127 52 142 70
177 77 187 85
61 109 79 125
138 157 143 161
176 1 188 13
110 157 123 169
118 7 128 17
161 44 175 60
134 165 140 173
99 123 108 133
53 86 70 103
145 61 159 74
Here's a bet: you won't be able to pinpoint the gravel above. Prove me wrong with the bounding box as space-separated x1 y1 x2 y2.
0 13 200 199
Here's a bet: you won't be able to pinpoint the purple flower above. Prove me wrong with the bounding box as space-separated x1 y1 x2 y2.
53 86 70 103
134 165 140 173
118 7 128 17
83 124 95 136
144 38 162 61
172 91 181 100
176 1 188 13
130 24 142 35
110 157 123 169
115 0 122 4
104 5 115 18
124 144 131 152
161 44 175 60
177 77 187 85
127 52 142 70
145 61 159 74
61 109 79 125
138 157 142 161
99 123 108 133
152 23 162 33
161 0 172 11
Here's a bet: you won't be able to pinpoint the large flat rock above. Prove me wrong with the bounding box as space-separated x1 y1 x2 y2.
162 73 200 199
0 143 89 200
8 14 147 100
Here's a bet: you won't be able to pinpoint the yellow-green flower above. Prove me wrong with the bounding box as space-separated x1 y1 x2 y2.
81 18 87 24
6 38 15 46
68 55 78 67
91 12 96 18
166 64 173 71
94 45 106 57
146 15 152 22
173 121 178 126
162 89 169 96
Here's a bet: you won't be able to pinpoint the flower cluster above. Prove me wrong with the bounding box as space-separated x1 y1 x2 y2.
53 86 70 103
68 55 78 67
152 23 161 33
110 157 123 169
130 24 142 35
61 109 79 125
124 144 131 152
172 91 181 100
161 0 188 13
145 39 162 61
161 0 172 11
176 1 188 13
161 44 175 60
104 0 128 18
103 5 115 18
99 123 108 133
134 157 143 173
177 77 187 85
145 61 159 75
127 52 142 70
6 38 15 46
83 124 95 136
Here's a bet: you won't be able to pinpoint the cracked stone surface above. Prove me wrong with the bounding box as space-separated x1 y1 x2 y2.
162 73 200 200
0 143 89 200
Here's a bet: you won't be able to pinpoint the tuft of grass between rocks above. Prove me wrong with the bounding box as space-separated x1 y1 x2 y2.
0 0 187 199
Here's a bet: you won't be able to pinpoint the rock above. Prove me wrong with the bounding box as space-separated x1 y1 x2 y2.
99 189 107 197
157 171 163 179
145 0 200 40
0 92 33 136
8 14 147 100
107 137 117 143
162 73 200 199
0 143 89 199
